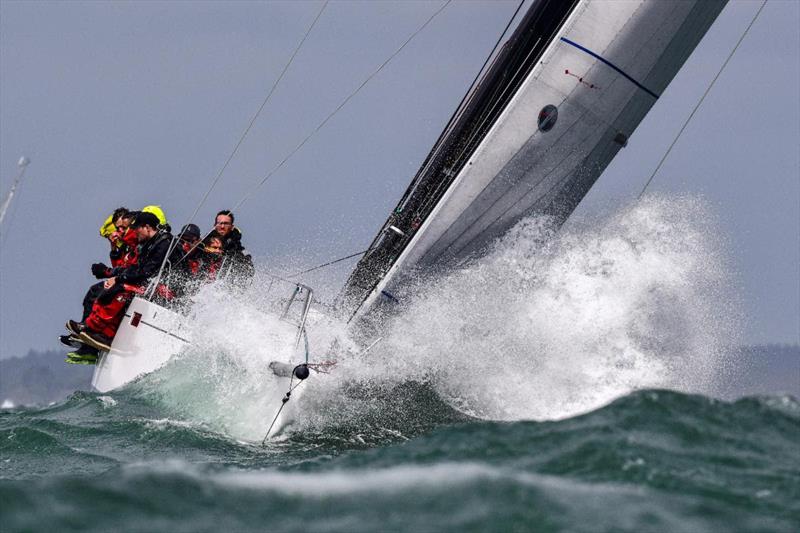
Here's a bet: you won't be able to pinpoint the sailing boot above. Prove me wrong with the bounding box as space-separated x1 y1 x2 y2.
59 334 82 349
65 320 87 336
65 345 99 365
79 330 113 351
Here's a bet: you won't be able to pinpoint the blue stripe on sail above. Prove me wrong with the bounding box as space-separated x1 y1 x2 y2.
560 37 660 99
381 290 399 302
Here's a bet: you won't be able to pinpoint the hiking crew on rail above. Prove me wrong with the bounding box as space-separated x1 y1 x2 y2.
62 208 253 365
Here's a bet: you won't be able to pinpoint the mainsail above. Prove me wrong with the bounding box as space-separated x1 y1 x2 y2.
342 0 727 320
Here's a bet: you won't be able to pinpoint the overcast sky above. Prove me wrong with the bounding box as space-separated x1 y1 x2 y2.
1 0 798 358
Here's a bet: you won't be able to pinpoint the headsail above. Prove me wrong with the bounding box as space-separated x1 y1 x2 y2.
342 0 727 320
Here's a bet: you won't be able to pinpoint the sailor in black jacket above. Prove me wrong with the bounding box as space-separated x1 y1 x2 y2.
113 219 172 287
209 210 254 284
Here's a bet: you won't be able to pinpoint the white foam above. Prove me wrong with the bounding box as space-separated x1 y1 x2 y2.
137 195 739 434
134 281 352 441
213 462 505 495
97 395 117 407
370 195 739 421
118 458 620 498
141 418 203 430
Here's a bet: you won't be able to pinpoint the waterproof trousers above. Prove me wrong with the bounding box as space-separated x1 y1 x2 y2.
85 289 134 339
82 282 104 321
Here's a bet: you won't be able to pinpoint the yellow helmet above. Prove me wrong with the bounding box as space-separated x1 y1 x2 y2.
141 205 168 226
99 214 116 238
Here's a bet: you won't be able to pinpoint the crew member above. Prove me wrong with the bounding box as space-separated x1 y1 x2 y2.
141 204 170 232
66 211 172 354
158 223 205 302
207 210 254 285
84 209 136 321
99 207 136 267
173 223 203 278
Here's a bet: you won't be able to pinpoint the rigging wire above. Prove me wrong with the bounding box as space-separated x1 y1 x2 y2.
156 1 329 275
170 1 452 272
287 249 367 278
231 0 453 212
184 0 329 230
638 0 768 199
262 370 306 445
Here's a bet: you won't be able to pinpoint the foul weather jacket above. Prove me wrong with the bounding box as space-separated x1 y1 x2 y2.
210 227 255 281
115 231 173 287
110 228 139 268
160 240 205 300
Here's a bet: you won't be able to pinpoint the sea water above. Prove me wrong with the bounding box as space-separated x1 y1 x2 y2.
2 196 798 532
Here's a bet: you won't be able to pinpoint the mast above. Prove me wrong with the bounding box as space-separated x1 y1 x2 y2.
0 156 31 227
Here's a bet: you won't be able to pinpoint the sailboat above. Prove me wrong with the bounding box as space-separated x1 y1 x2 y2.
87 0 728 437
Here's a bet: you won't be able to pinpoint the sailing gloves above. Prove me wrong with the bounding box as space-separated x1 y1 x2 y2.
92 263 113 279
96 282 124 305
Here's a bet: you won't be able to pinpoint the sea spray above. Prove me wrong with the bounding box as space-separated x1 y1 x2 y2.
368 195 741 421
251 195 741 434
131 281 356 441
131 195 740 438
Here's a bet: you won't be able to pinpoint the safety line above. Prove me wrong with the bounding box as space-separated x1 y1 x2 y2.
638 0 768 199
560 37 660 99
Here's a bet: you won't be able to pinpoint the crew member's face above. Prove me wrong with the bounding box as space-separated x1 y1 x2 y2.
182 236 198 250
136 225 156 242
206 237 223 254
110 217 131 243
215 214 233 237
114 217 131 232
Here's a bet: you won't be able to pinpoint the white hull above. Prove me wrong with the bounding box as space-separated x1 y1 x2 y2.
91 296 306 438
91 297 190 393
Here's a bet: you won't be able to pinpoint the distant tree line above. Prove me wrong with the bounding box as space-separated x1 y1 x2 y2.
0 350 92 406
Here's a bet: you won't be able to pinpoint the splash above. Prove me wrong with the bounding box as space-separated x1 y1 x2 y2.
371 195 740 421
135 195 740 438
132 280 352 441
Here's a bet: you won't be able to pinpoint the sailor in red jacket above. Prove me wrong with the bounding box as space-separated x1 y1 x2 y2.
65 212 172 359
155 223 205 303
76 209 137 325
